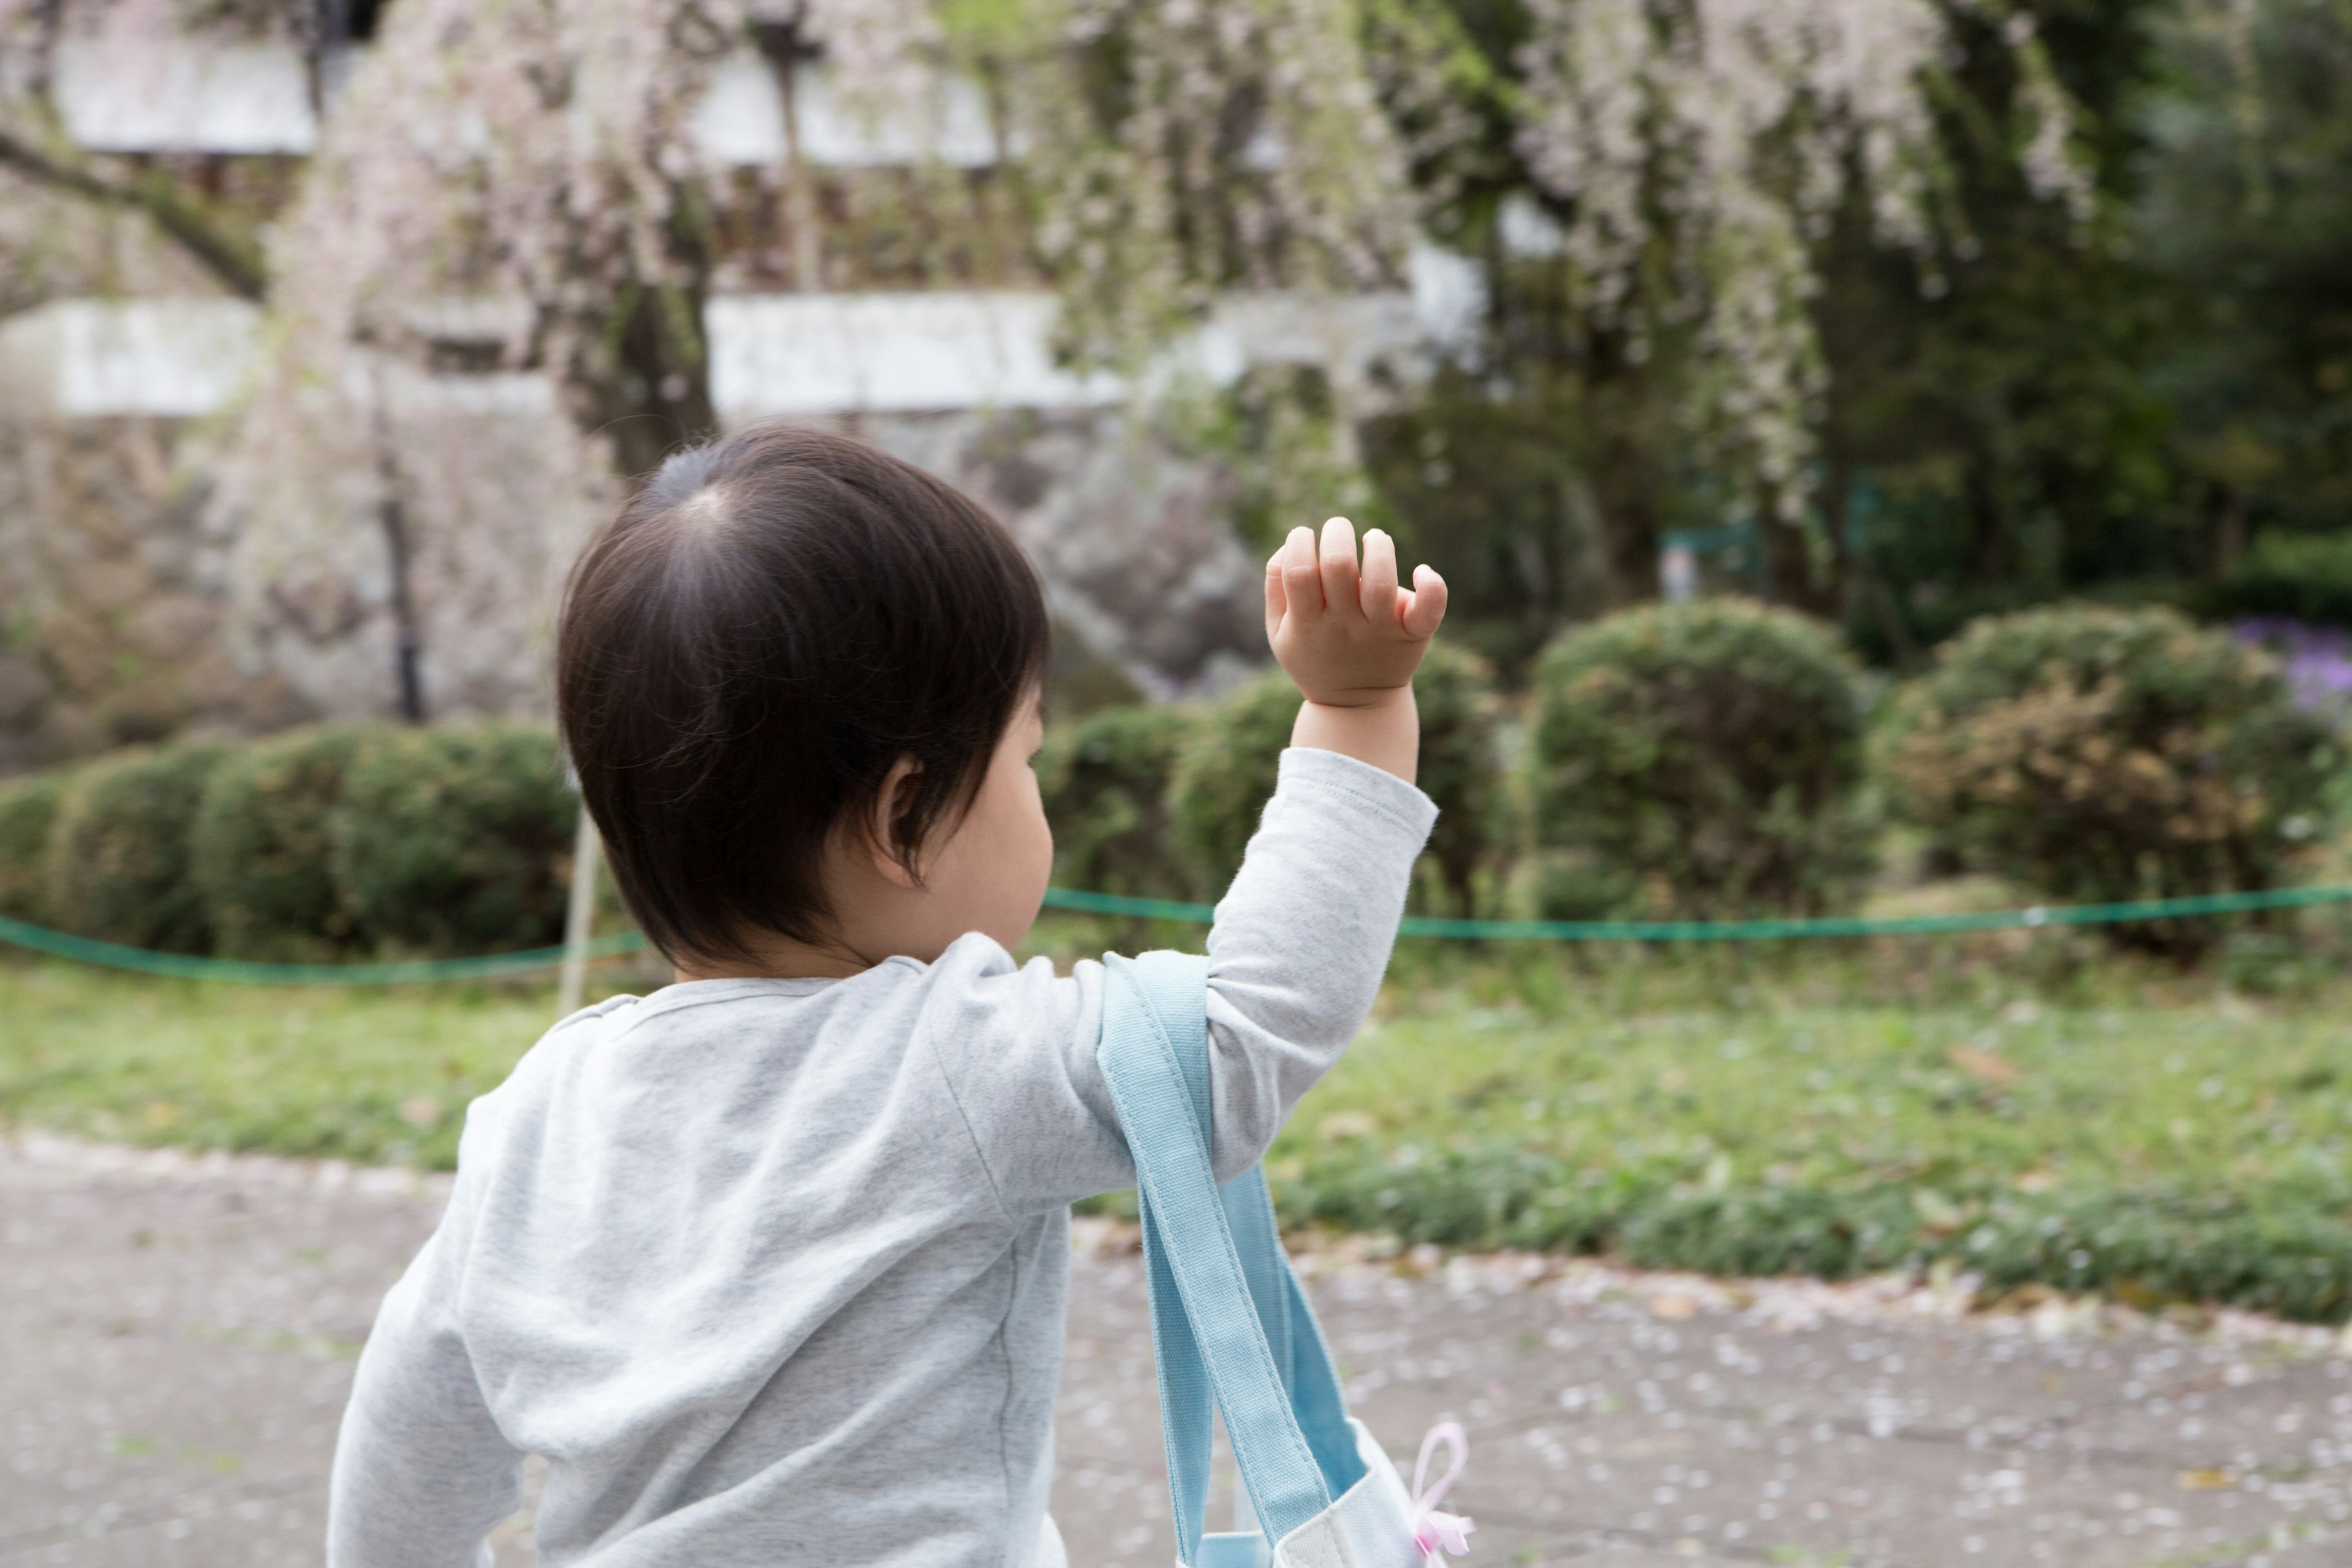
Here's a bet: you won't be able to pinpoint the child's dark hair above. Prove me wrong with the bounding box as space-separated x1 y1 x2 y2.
557 424 1049 966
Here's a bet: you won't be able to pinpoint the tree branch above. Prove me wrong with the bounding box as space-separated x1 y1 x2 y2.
0 126 270 300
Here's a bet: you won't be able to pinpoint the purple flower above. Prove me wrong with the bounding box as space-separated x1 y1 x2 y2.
2233 619 2352 717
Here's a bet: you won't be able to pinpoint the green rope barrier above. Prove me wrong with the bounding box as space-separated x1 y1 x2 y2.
1041 883 2352 940
0 912 648 986
5 882 2350 985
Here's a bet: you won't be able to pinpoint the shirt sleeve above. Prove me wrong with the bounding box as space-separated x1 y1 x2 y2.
927 746 1436 1212
326 1135 524 1568
1200 747 1437 1178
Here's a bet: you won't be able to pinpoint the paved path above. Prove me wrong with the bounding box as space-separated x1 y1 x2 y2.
5 1136 2351 1567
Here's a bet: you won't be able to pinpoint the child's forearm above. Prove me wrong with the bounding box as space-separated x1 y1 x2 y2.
1291 688 1419 785
1202 747 1437 1178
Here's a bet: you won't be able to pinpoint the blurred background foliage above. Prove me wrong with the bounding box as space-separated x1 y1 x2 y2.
5 0 2348 690
1333 0 2352 675
0 0 2345 952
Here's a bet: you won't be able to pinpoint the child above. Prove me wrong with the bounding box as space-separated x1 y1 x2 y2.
325 424 1447 1567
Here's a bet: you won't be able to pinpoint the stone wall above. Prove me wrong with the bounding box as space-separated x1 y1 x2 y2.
0 418 303 772
850 407 1265 699
216 374 613 734
0 399 1265 774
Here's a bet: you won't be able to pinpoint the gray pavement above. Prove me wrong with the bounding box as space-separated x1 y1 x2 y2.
4 1134 2350 1567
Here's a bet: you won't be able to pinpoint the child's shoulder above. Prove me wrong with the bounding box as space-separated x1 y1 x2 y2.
548 990 643 1036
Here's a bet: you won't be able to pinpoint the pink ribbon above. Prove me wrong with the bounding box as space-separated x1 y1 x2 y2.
1409 1421 1475 1564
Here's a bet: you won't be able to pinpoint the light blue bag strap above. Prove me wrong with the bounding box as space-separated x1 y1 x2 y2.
1114 956 1363 1494
1101 954 1332 1558
1223 1167 1361 1491
1133 958 1359 1493
1110 953 1226 1561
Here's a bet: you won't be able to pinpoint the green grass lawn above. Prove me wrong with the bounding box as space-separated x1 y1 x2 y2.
0 959 559 1169
7 919 2352 1319
1271 949 2352 1322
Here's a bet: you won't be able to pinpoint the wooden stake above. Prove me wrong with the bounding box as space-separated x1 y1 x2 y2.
557 805 601 1019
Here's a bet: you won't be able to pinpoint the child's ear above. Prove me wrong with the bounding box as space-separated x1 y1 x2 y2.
862 756 927 890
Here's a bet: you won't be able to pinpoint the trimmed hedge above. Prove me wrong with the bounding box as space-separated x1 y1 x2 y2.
47 743 230 954
0 770 68 924
192 725 370 960
0 723 581 960
1882 605 2336 952
1411 643 1510 913
1039 703 1204 900
1166 650 1507 903
1528 600 1873 918
333 722 576 956
1167 671 1301 897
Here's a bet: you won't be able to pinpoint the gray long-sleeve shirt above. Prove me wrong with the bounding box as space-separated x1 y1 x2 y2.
326 747 1436 1568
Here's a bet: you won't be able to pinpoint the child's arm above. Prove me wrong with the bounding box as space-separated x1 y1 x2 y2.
928 516 1444 1202
1267 516 1447 784
328 1210 522 1567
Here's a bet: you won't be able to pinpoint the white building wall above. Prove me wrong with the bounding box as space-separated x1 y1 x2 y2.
45 36 998 168
53 36 318 155
0 300 266 418
2 288 1446 421
706 293 1121 416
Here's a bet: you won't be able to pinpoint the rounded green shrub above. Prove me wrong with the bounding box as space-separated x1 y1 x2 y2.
1169 649 1509 903
1169 671 1300 897
1528 599 1872 918
0 769 70 924
332 722 575 956
1882 605 2337 946
1038 703 1204 900
47 742 230 952
1408 643 1510 913
193 724 375 960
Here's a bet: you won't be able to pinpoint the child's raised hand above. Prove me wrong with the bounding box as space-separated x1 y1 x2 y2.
1265 518 1448 710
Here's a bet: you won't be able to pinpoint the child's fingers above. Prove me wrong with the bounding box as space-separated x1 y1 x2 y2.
1318 516 1359 619
1400 564 1449 639
1264 546 1289 643
1359 528 1400 628
1279 526 1323 617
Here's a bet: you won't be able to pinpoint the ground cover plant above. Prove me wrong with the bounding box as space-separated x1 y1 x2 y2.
11 921 2352 1322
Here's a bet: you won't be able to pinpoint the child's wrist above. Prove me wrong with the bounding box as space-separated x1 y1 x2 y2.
1293 684 1415 714
1289 688 1419 784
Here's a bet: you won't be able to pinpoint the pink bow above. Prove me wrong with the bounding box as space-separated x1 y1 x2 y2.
1409 1422 1475 1563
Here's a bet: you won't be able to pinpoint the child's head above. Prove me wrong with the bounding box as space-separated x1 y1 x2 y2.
558 424 1053 974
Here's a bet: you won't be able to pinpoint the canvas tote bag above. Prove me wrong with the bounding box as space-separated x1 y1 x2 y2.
1098 953 1475 1568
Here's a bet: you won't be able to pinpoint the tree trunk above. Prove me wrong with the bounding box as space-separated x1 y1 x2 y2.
567 208 722 484
2213 484 2246 578
1588 428 1660 608
756 23 826 292
1760 478 1847 619
594 283 721 483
